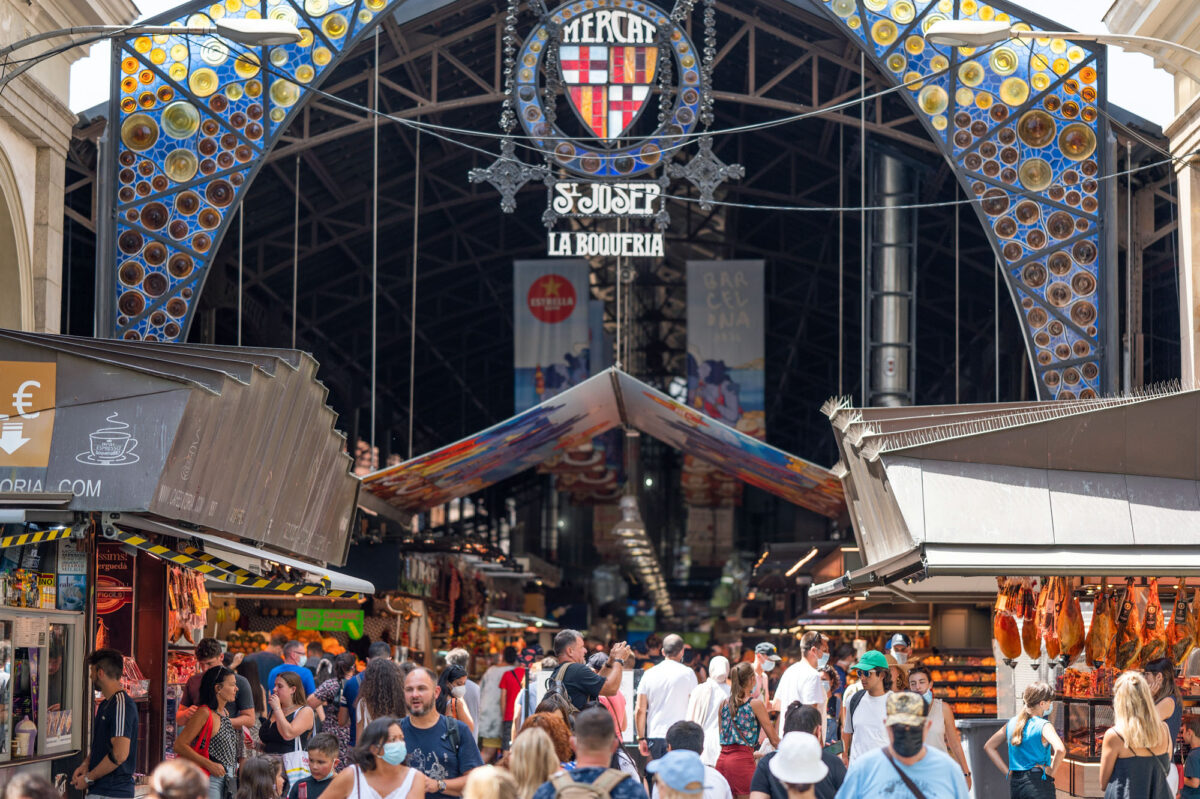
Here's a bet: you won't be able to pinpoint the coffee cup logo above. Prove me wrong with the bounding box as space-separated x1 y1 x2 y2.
76 413 139 466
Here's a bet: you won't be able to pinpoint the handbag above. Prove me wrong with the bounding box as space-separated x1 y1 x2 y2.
883 751 928 799
281 710 311 785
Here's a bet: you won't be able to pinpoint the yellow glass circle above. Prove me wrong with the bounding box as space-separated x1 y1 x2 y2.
270 79 300 107
1068 45 1085 63
871 19 898 46
245 8 261 19
847 15 860 29
990 47 1018 76
138 91 156 109
930 54 949 73
120 97 136 113
134 36 152 53
234 53 261 78
958 60 984 87
918 85 948 115
270 48 288 66
305 0 328 13
905 35 925 55
150 47 167 65
225 83 244 100
1052 57 1070 75
863 0 886 10
208 4 225 18
830 0 855 18
921 14 945 33
961 0 977 15
1031 72 1050 91
187 13 208 27
1011 22 1032 33
322 12 348 37
938 0 952 11
200 38 229 66
269 5 298 23
122 57 138 74
891 1 914 23
246 80 263 98
358 9 371 22
121 76 137 93
978 5 994 20
139 69 154 84
226 0 243 11
886 53 906 74
120 113 159 151
295 64 315 83
298 29 314 47
269 107 286 123
1018 158 1053 192
903 71 923 90
931 114 948 131
365 0 387 9
1059 122 1097 161
955 87 974 106
153 33 169 45
162 101 200 138
1050 38 1067 54
1030 53 1051 72
188 67 219 97
170 43 188 62
975 91 993 109
313 46 332 66
169 62 187 81
164 148 199 182
999 77 1029 106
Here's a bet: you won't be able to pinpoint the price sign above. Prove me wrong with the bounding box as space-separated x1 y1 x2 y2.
297 608 364 638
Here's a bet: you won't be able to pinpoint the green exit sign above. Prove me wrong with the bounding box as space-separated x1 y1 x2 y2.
297 608 364 638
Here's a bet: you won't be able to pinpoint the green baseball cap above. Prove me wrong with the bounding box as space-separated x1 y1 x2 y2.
851 650 889 672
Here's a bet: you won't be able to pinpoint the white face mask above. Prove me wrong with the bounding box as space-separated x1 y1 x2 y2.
450 685 466 699
762 661 776 673
893 651 908 665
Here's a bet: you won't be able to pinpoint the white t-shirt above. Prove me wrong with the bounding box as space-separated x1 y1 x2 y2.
845 690 892 762
636 659 699 738
775 659 826 733
651 764 733 799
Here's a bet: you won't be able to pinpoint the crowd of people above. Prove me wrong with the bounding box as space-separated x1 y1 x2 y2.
69 628 1193 799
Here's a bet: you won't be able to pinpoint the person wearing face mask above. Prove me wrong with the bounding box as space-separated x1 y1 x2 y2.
885 635 911 667
318 718 424 799
905 666 970 790
752 644 781 710
840 651 892 765
834 692 969 799
774 633 829 740
983 682 1064 799
437 665 477 735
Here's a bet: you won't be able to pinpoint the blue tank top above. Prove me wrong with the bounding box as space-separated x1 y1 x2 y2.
1006 716 1053 771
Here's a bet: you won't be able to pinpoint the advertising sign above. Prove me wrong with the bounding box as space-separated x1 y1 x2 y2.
514 260 592 412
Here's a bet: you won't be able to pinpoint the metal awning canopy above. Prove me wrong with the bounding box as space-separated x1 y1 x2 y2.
0 330 359 565
812 389 1200 599
362 369 846 519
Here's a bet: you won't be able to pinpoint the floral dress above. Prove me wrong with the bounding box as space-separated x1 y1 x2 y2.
312 678 350 769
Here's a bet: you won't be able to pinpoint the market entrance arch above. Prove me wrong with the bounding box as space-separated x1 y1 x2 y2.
97 0 1113 407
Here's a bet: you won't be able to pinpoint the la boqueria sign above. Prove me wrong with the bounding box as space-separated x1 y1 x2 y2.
0 330 359 566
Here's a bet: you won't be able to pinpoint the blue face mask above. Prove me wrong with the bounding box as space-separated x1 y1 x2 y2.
817 653 830 669
923 690 933 704
381 741 407 766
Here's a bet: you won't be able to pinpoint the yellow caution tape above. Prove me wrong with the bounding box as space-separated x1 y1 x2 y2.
0 526 75 549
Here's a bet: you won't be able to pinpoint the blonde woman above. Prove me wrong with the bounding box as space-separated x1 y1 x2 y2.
983 681 1064 799
716 662 778 799
463 767 517 799
1099 672 1172 799
506 727 559 799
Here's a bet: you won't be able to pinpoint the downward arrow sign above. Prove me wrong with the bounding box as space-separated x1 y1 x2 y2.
0 426 30 455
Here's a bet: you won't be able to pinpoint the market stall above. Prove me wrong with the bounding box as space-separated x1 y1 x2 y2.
812 391 1200 797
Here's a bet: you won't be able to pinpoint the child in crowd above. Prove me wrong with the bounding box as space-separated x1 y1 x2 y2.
288 733 340 799
1182 716 1200 799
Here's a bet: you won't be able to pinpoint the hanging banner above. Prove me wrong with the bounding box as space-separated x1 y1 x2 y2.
684 260 766 508
514 260 592 413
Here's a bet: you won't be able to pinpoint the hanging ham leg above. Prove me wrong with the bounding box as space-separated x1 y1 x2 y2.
995 612 1021 661
1114 579 1142 670
1139 577 1168 664
1022 615 1041 660
1168 579 1194 666
1086 580 1117 668
1058 577 1085 663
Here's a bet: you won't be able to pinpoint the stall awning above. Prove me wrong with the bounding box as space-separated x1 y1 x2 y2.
813 389 1200 599
363 369 846 519
110 515 374 596
0 329 358 565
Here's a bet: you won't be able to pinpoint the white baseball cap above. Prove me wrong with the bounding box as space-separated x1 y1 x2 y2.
768 732 829 785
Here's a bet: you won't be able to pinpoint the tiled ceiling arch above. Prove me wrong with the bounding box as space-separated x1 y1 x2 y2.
99 0 1111 399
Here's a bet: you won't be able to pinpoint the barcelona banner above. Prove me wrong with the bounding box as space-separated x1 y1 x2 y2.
684 260 765 509
514 260 592 413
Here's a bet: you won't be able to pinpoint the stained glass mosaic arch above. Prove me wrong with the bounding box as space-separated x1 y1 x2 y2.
99 0 1112 399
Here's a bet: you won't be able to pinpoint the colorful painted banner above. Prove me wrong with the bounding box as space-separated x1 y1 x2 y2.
685 260 765 506
514 260 592 413
361 369 844 519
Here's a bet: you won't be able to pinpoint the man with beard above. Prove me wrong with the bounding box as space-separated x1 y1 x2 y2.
73 649 138 799
834 692 968 799
401 667 483 799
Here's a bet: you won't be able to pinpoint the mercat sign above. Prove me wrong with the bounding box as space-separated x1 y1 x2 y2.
297 608 364 638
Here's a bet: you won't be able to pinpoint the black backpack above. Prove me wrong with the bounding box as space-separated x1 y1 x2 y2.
544 664 582 720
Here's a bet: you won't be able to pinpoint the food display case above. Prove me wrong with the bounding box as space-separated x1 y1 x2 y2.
925 655 998 719
1056 695 1112 762
0 608 84 762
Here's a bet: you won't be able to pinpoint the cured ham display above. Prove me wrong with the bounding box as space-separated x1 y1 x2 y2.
1114 579 1142 670
1022 613 1041 659
1168 579 1194 666
995 611 1021 661
1138 578 1168 664
1038 577 1063 660
1058 578 1085 663
1085 580 1117 668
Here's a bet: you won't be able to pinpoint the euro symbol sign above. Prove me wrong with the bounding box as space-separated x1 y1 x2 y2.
12 380 40 419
